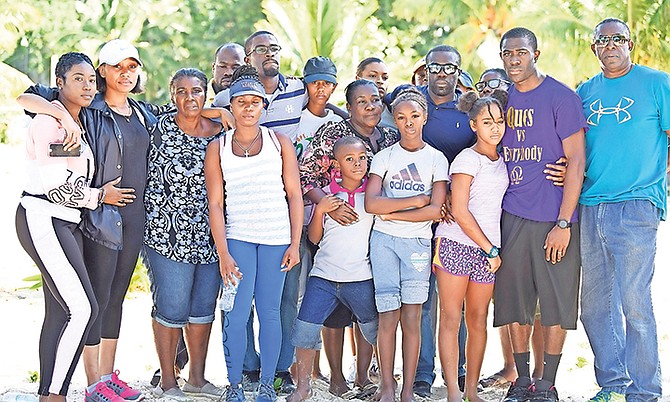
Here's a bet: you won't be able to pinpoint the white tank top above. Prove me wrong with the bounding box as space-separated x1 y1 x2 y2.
220 127 291 245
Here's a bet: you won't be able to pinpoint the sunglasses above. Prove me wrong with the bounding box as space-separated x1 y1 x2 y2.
593 34 629 47
247 44 282 55
475 78 511 92
426 63 459 75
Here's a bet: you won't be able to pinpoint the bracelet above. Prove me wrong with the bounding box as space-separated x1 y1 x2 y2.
98 188 106 207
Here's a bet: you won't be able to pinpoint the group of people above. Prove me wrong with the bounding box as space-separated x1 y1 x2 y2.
15 16 668 402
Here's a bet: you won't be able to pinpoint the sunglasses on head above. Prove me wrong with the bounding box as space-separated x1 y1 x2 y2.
247 44 282 56
426 63 459 75
475 78 511 92
593 34 629 47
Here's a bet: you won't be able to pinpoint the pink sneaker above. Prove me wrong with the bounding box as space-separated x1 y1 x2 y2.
85 382 126 402
104 370 143 400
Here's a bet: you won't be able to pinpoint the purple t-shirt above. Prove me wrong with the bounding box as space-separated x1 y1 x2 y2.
501 76 587 222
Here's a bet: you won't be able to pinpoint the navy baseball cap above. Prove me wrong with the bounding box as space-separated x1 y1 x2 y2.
303 56 337 84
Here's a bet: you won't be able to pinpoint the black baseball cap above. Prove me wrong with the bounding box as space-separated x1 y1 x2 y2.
303 56 337 84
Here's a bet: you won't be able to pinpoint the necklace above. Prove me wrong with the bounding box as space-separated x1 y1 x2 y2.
233 129 262 157
109 102 132 122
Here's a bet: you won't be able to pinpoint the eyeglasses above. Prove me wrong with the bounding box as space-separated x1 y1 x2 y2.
426 63 459 75
475 78 511 92
247 44 282 55
593 34 629 47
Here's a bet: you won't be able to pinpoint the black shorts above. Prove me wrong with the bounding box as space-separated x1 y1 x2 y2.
493 211 580 330
323 302 354 328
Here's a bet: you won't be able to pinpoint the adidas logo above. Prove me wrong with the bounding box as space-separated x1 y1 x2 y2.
389 163 425 192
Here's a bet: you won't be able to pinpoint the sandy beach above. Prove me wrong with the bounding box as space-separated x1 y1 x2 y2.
0 139 668 401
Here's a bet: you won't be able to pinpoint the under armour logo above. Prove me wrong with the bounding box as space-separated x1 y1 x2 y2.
587 97 634 126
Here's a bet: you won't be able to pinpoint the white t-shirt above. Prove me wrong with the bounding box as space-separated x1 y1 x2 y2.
435 147 509 247
369 142 449 239
311 181 373 282
295 108 342 161
296 108 343 225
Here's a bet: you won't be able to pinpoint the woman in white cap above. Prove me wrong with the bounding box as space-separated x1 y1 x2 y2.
205 65 303 402
17 39 154 402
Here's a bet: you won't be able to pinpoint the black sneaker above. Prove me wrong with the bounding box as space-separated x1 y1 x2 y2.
274 371 296 395
243 370 261 392
413 381 431 398
529 384 559 402
502 377 533 402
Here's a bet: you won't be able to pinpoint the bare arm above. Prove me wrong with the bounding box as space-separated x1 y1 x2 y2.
278 133 304 271
201 107 236 130
307 195 343 244
17 93 80 150
364 173 430 215
305 187 358 226
544 129 586 264
381 181 447 222
204 139 241 287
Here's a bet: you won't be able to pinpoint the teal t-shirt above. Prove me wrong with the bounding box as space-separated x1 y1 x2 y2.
577 65 670 220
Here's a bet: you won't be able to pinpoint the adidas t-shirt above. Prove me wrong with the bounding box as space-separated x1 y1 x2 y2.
369 142 449 239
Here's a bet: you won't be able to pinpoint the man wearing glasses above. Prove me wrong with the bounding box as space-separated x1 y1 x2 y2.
494 27 586 402
213 30 307 394
577 18 669 402
411 45 474 399
213 30 306 143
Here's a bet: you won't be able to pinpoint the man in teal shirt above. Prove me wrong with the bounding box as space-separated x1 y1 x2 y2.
577 17 670 402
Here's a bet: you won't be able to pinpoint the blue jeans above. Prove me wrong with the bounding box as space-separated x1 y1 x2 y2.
580 201 662 402
144 246 220 328
222 239 287 385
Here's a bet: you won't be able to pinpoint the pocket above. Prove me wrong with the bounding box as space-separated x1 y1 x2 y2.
416 238 431 248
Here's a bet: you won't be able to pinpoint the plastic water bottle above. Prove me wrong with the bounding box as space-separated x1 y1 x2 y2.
2 392 39 402
218 280 239 312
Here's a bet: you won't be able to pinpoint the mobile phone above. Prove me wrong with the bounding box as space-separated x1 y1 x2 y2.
49 143 82 157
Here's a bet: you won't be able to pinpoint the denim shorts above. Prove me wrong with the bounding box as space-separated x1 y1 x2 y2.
292 276 378 349
369 230 432 313
143 246 221 328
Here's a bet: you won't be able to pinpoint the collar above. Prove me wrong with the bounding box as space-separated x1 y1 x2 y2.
276 73 287 92
329 178 367 207
420 85 458 109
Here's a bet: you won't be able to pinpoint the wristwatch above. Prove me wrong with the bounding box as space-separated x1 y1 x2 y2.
484 246 500 259
556 219 571 229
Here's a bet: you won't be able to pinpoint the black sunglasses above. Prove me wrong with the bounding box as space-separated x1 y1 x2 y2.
593 34 629 47
247 44 282 56
426 63 459 75
475 78 511 92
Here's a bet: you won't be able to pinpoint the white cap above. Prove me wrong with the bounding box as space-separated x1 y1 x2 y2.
98 39 143 67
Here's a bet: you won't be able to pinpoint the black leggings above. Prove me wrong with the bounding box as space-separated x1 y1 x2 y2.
16 205 98 396
84 212 144 345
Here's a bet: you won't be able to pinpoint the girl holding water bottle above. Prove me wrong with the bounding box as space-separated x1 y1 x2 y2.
204 65 303 402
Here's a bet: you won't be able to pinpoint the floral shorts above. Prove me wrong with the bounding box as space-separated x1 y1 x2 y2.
433 237 495 284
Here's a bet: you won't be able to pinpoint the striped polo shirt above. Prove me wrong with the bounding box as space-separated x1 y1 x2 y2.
212 73 307 142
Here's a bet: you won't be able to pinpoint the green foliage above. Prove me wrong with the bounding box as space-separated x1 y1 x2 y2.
576 356 588 368
21 257 149 293
27 370 39 383
22 274 42 290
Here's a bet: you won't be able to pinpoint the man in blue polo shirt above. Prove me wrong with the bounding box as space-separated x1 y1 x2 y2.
412 44 475 398
213 30 307 394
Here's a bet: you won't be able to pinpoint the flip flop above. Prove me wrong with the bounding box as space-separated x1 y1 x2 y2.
341 383 377 400
479 373 511 388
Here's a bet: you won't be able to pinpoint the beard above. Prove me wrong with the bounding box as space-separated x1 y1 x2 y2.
262 64 280 77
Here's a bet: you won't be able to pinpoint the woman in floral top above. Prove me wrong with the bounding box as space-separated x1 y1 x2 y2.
299 79 399 225
143 68 225 400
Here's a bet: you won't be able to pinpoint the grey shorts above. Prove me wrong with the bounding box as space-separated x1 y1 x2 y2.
493 211 580 330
